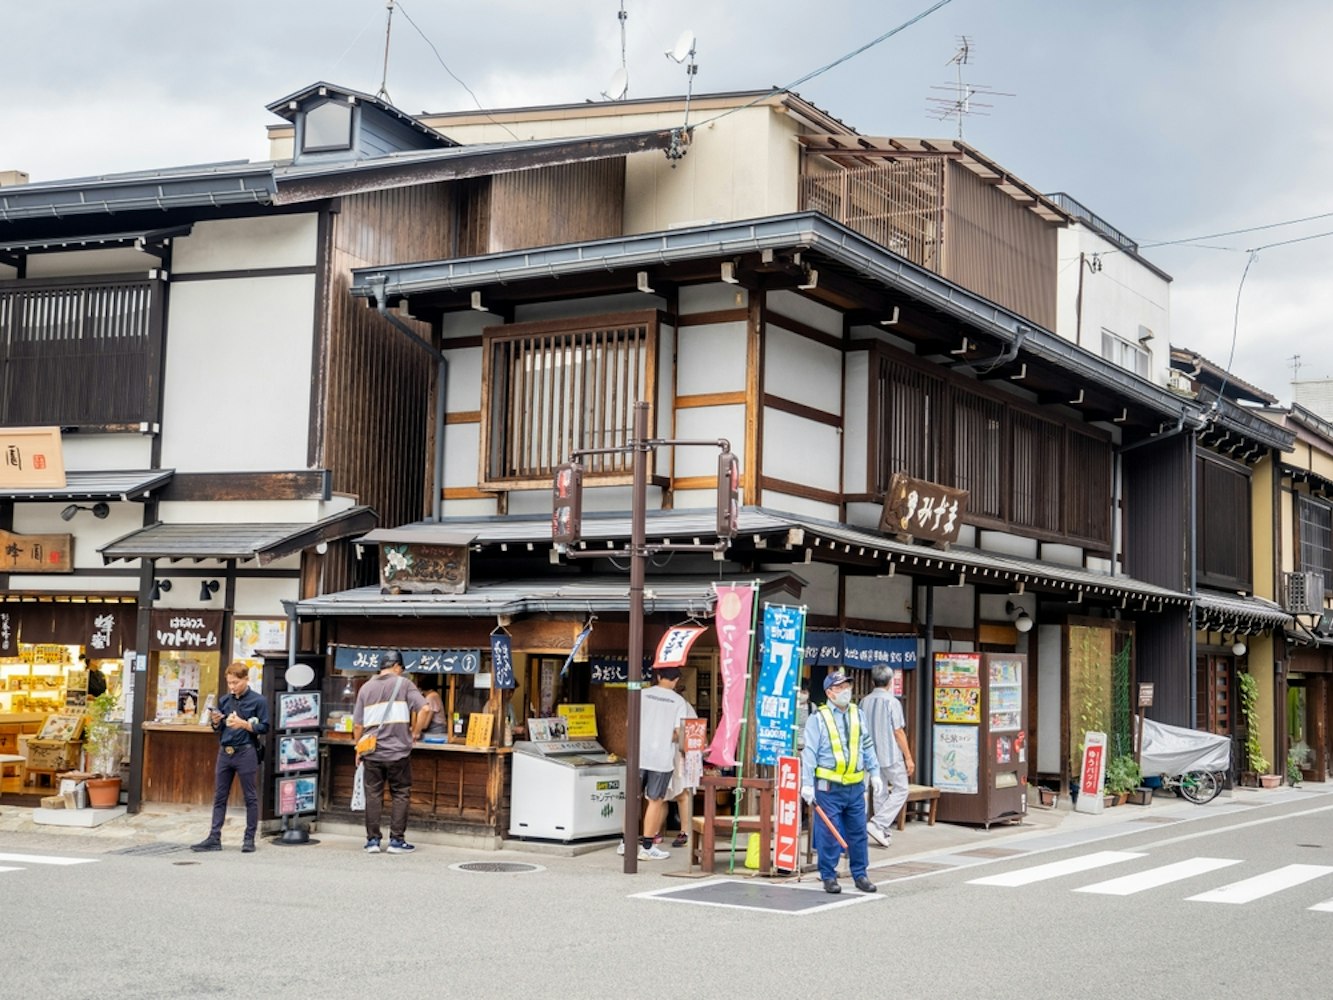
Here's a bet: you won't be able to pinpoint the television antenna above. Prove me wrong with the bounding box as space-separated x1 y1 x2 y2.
600 0 630 100
1290 353 1303 382
663 28 698 161
925 36 1012 139
375 0 397 103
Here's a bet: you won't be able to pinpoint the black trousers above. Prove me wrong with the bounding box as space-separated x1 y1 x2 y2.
209 744 259 840
362 755 412 841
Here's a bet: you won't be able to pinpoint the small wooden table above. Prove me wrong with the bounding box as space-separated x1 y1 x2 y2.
691 775 775 875
0 753 25 793
896 784 941 830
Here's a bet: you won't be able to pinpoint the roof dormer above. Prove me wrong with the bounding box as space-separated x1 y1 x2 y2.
267 82 458 165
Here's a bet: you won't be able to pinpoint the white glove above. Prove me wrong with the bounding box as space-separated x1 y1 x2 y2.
800 786 815 804
870 775 885 798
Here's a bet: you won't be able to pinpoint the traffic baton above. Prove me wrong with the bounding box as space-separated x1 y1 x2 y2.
813 802 849 851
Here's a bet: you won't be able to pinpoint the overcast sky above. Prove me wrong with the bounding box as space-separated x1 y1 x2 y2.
4 0 1329 403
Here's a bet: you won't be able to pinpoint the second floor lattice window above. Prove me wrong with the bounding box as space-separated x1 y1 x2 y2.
1298 495 1333 596
480 311 658 488
1196 453 1252 591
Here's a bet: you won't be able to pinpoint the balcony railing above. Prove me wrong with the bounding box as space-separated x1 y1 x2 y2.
1045 192 1138 254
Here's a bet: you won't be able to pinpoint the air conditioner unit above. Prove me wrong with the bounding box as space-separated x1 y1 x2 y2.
1165 369 1195 396
1284 571 1326 614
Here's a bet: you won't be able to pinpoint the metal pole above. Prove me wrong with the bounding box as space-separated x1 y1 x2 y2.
623 400 649 874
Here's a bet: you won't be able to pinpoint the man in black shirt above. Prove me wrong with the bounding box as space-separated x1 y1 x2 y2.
191 662 269 853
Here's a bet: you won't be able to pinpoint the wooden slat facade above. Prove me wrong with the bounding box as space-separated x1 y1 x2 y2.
488 159 624 254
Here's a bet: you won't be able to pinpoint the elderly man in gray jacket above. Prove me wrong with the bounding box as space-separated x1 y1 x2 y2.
860 665 915 847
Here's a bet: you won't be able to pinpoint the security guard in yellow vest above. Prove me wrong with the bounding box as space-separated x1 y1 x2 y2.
800 671 883 893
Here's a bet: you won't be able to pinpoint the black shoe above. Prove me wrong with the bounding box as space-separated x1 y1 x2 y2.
854 876 878 893
241 840 256 854
190 837 222 853
823 879 842 894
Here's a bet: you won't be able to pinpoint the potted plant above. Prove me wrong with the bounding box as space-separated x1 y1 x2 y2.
1287 749 1304 788
82 691 123 808
1237 672 1267 786
1104 753 1141 805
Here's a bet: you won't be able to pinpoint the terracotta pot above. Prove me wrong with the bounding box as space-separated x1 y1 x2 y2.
1258 774 1282 789
85 776 121 809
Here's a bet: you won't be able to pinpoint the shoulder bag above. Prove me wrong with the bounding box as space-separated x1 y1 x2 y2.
354 675 406 755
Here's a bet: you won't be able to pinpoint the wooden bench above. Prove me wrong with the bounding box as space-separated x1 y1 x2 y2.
896 784 941 831
691 775 774 874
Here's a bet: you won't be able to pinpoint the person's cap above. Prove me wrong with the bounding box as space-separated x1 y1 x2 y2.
379 649 404 668
823 670 851 691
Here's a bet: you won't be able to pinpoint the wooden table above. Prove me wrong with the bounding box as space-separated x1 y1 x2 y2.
0 753 24 793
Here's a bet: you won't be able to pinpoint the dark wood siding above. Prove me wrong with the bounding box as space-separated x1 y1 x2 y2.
1196 452 1252 591
1133 607 1192 727
1123 435 1189 591
487 159 624 253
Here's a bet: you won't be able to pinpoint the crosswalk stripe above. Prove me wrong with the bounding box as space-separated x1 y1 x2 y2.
1309 899 1333 912
1075 857 1242 896
0 866 20 873
1186 864 1333 904
968 851 1145 887
0 852 97 866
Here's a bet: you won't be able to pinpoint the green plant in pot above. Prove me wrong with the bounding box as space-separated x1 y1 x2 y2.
1287 749 1304 788
1104 753 1141 800
83 691 123 808
1237 672 1269 780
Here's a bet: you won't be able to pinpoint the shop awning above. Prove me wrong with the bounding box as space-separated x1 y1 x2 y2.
2 468 174 501
293 572 804 619
100 505 377 565
358 508 1192 609
1195 589 1292 634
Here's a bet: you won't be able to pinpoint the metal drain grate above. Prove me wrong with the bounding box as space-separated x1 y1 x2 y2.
453 861 543 874
874 860 956 878
955 847 1027 859
110 843 191 856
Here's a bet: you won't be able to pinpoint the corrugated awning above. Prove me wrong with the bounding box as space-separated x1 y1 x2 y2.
294 572 803 618
100 505 377 565
1195 590 1292 634
2 469 173 501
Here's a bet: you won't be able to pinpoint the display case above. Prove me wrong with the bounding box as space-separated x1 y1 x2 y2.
932 652 1027 828
0 644 79 714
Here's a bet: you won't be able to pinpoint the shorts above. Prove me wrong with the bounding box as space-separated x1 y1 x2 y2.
640 769 672 801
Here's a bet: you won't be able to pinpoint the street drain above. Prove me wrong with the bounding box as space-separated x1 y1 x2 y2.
173 861 201 866
1298 843 1324 849
451 861 544 874
109 843 191 856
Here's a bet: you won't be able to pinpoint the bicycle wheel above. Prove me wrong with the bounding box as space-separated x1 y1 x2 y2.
1180 770 1220 804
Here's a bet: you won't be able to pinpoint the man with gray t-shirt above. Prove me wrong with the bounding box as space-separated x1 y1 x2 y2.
352 650 430 854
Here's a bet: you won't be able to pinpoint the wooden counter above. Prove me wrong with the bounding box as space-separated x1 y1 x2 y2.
320 737 512 838
142 723 244 807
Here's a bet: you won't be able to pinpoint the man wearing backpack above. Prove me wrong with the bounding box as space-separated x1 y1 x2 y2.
352 650 430 854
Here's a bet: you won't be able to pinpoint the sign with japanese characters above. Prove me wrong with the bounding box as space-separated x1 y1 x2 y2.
775 755 802 873
754 603 805 765
150 610 223 651
706 583 756 768
652 625 706 669
0 528 72 573
491 633 516 689
1075 730 1108 815
378 541 469 594
803 629 917 670
879 472 968 544
0 426 65 488
333 645 481 674
933 724 979 794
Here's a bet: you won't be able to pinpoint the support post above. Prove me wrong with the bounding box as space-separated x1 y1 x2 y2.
623 401 649 874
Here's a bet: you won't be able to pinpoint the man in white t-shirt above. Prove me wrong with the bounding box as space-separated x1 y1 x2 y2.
635 667 690 861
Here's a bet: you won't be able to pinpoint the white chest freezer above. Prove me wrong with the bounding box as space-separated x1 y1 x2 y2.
508 739 627 841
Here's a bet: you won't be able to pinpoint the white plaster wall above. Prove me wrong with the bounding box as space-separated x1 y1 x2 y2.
446 422 481 494
506 483 665 516
680 283 747 314
172 216 318 273
677 322 747 396
1040 542 1085 568
6 573 137 594
978 530 1040 560
758 490 838 522
762 408 839 490
233 574 300 617
843 352 869 495
789 559 838 617
845 575 913 623
767 290 842 336
1037 622 1063 773
157 499 327 524
919 584 975 629
60 433 153 471
159 274 315 471
25 247 154 278
764 325 840 411
12 501 145 570
844 501 881 532
445 345 483 413
673 405 745 483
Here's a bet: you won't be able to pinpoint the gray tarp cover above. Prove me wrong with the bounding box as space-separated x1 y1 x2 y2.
1136 717 1232 775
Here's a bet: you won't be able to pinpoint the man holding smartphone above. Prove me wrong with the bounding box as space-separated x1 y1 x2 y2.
191 662 269 853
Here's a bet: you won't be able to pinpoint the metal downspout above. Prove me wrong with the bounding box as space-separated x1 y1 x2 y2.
369 277 448 522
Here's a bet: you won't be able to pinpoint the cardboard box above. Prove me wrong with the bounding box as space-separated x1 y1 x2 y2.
40 795 65 809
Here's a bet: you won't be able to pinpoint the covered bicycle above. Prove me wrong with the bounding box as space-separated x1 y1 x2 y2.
1136 716 1231 804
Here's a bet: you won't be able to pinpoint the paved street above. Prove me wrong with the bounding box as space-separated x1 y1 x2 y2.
4 785 1331 1000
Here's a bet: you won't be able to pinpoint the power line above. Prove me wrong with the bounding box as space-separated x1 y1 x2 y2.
1138 208 1333 250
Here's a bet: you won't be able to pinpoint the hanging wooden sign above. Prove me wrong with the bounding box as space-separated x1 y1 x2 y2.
0 426 65 489
880 472 968 544
0 528 73 573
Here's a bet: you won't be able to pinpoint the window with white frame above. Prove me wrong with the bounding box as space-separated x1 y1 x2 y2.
1101 329 1150 378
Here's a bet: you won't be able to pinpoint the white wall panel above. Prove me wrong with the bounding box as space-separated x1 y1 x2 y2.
172 216 318 273
445 346 483 413
843 352 869 493
13 502 146 569
157 500 326 523
445 422 480 490
26 248 152 278
673 405 745 479
677 323 747 396
1037 623 1063 773
680 282 747 314
60 433 153 471
758 490 838 522
767 290 842 336
233 575 300 617
762 408 838 489
764 324 840 410
845 575 913 623
160 275 315 471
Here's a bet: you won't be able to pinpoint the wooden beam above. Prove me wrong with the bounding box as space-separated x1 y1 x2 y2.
159 470 332 502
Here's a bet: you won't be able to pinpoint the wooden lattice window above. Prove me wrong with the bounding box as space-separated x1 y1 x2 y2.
952 391 1004 519
873 356 942 493
480 311 658 488
1196 454 1252 590
1065 427 1112 544
1011 412 1061 533
1298 495 1333 595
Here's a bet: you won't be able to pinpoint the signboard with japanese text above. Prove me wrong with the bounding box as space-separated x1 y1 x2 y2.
1075 730 1108 815
652 625 706 669
0 528 72 573
491 633 516 689
378 542 469 594
465 712 495 747
706 583 756 768
803 629 917 671
332 646 480 674
879 472 968 544
557 703 597 738
0 426 65 488
150 610 223 652
754 604 805 765
775 755 801 873
933 724 979 794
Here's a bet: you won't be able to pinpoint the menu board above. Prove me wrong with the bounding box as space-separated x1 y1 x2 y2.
934 652 981 724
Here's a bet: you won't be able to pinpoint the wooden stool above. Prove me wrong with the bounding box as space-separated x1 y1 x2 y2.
692 776 775 874
896 784 941 830
0 753 24 794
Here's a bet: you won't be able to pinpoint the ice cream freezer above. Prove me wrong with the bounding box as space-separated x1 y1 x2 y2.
508 739 627 841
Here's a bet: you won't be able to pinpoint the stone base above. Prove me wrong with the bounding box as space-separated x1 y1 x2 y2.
33 806 126 828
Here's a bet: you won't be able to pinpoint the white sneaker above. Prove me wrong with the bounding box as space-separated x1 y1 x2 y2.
616 840 625 856
638 844 671 861
866 823 891 848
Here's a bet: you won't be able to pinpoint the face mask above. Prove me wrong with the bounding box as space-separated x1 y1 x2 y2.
829 688 852 709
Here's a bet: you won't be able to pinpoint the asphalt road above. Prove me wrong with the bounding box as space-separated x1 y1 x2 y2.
6 793 1332 1000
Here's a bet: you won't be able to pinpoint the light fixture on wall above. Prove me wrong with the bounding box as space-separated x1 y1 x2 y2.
60 502 109 521
199 579 220 602
1005 600 1034 634
149 579 172 602
1231 637 1247 657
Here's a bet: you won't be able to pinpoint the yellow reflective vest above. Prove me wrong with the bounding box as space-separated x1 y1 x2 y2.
814 703 865 784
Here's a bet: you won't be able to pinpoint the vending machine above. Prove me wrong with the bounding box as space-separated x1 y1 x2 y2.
931 652 1027 828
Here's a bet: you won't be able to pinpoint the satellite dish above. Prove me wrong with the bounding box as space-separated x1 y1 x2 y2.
286 662 316 690
668 29 695 63
606 67 629 101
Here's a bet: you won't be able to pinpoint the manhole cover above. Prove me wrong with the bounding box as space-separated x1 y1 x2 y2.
874 860 956 879
110 843 191 856
638 879 875 914
452 862 544 874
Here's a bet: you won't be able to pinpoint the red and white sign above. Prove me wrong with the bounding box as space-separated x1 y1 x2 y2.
652 625 706 669
775 755 801 873
706 583 756 767
1075 730 1107 815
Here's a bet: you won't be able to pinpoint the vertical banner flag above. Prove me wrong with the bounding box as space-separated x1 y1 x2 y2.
754 604 805 765
652 624 706 669
490 633 515 690
559 621 594 677
706 583 756 767
775 755 801 873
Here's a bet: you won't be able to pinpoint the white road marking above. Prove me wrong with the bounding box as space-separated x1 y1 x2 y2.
1309 898 1333 912
968 850 1145 887
1186 864 1333 904
0 852 97 866
0 866 20 873
1075 857 1242 896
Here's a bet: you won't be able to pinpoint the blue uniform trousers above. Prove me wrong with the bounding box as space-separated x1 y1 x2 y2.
813 778 869 881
